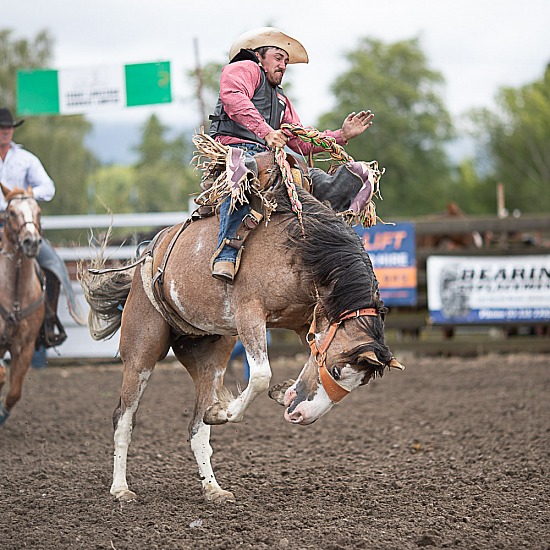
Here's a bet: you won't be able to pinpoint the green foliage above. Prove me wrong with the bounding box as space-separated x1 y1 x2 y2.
188 60 224 127
130 114 200 212
0 29 53 109
469 65 550 213
18 116 98 216
0 28 98 220
317 37 455 218
447 159 497 215
88 165 136 214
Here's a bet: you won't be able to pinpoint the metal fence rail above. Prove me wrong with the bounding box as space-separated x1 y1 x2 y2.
43 211 550 361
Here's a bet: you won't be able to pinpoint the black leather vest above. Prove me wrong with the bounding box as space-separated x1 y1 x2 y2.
209 65 287 146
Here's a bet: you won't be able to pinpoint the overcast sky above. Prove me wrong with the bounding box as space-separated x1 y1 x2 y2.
4 0 550 131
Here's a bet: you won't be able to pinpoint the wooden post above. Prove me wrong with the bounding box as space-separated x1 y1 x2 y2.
497 182 507 219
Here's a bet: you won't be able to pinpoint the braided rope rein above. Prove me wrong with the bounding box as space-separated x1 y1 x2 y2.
274 123 354 227
277 124 381 228
281 123 354 165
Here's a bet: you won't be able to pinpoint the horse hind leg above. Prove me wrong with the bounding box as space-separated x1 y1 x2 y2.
0 358 9 425
110 272 171 502
173 335 236 502
110 367 153 501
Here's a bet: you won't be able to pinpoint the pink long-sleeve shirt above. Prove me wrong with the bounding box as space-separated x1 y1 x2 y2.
215 60 346 157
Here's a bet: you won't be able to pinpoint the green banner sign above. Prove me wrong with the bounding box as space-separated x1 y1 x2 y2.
17 61 172 116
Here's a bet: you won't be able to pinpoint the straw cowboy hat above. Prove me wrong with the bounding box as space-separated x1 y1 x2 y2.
229 27 309 65
0 108 25 128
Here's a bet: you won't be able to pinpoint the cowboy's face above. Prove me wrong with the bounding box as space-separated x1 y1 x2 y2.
256 47 289 87
0 125 14 148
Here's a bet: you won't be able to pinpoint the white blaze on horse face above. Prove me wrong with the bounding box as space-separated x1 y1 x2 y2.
20 200 35 226
14 198 39 238
283 359 333 425
283 362 366 425
334 363 367 392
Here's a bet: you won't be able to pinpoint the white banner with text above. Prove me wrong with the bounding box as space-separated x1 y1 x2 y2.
427 255 550 324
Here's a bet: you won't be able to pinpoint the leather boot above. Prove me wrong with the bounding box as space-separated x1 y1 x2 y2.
212 261 235 284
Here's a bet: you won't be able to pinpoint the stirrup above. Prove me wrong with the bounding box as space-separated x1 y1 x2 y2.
40 316 67 348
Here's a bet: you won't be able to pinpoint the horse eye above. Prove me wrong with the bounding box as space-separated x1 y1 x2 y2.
331 366 341 380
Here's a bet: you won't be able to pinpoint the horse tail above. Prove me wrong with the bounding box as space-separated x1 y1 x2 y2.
78 256 134 341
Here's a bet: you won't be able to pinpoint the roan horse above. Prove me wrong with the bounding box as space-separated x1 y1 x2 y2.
80 163 404 503
0 184 45 426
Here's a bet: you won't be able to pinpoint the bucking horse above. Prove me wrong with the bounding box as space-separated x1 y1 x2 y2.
79 130 404 502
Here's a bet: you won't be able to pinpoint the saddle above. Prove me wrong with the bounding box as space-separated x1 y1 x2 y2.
197 148 313 254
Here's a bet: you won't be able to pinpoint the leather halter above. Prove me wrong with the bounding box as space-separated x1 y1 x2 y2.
306 304 378 403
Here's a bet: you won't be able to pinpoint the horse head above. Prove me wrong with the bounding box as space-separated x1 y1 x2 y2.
1 184 42 258
270 306 404 425
267 189 404 425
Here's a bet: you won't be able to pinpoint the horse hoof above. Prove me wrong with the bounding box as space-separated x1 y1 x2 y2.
113 489 137 502
268 379 295 406
203 403 228 425
0 403 10 426
204 487 236 503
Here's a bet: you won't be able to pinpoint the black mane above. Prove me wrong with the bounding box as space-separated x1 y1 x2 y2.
275 183 386 324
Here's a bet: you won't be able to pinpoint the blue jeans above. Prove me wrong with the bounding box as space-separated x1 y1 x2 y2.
214 142 269 264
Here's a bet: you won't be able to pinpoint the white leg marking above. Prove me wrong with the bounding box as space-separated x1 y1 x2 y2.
190 422 220 492
110 371 151 500
190 421 235 501
226 351 271 422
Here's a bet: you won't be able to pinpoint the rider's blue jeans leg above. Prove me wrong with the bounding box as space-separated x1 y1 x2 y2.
212 142 268 266
214 198 250 265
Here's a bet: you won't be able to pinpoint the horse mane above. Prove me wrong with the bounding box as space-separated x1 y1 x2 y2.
274 182 386 325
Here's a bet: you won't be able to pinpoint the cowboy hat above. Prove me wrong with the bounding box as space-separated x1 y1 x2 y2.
229 27 309 65
0 108 25 128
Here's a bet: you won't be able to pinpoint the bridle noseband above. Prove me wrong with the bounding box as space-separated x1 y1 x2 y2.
306 304 378 403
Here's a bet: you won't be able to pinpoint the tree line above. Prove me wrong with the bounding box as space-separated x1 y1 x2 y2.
1 29 548 241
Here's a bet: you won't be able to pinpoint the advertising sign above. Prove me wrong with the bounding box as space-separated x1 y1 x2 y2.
356 222 417 306
427 255 550 323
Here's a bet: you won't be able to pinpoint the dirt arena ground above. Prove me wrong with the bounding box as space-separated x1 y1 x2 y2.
0 351 548 549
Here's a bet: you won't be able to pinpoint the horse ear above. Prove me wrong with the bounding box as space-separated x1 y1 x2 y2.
358 351 405 371
388 357 405 371
358 351 384 366
1 182 10 198
26 184 34 197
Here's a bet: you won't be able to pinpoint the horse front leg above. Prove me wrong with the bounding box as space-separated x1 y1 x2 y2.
0 340 35 426
173 335 236 502
0 357 7 424
206 318 271 424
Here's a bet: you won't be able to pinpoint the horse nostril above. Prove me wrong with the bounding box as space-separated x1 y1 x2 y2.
287 409 304 423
